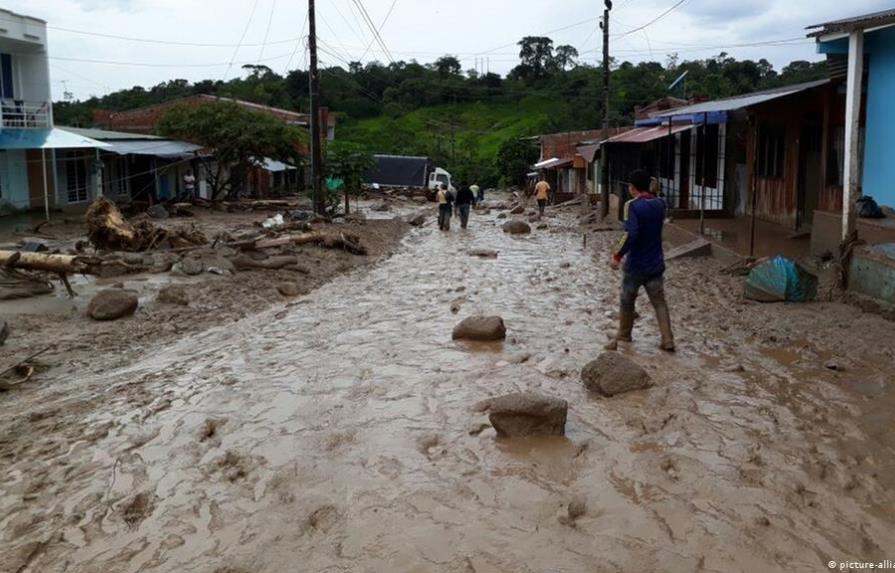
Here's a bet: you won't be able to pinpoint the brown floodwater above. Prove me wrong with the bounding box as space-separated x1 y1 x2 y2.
2 201 894 573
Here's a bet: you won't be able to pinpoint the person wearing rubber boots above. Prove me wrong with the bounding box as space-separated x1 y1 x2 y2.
606 169 675 352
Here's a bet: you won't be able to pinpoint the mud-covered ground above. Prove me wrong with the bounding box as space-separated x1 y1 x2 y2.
1 195 894 573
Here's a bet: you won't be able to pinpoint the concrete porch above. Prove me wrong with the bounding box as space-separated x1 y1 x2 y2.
669 216 810 260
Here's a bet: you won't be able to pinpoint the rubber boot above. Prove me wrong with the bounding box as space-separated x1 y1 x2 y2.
604 311 635 351
653 301 676 352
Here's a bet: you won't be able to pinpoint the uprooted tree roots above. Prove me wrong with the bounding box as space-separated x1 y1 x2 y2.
86 197 207 252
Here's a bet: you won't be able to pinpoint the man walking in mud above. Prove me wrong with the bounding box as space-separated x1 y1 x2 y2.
437 183 454 231
606 169 675 352
534 177 551 217
455 184 475 229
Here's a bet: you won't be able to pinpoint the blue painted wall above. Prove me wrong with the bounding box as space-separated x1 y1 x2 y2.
819 27 895 207
863 27 895 208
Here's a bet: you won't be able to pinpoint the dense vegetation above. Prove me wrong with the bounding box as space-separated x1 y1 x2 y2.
55 36 827 186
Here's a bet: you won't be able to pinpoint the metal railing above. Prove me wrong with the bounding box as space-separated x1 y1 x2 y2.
1 99 51 128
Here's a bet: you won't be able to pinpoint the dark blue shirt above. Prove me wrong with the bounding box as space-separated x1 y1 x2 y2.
614 194 666 277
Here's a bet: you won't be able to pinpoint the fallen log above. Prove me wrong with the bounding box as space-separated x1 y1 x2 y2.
0 251 99 275
231 255 299 271
250 232 367 255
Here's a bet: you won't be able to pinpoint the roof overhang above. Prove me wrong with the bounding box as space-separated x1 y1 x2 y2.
605 124 692 144
0 128 109 150
103 139 201 159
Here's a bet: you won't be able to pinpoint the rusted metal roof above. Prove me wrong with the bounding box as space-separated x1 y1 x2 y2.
807 9 895 37
605 124 691 144
577 143 600 163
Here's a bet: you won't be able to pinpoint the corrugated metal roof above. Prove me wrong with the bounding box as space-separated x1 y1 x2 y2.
605 124 692 144
0 128 109 150
262 158 296 172
577 143 600 163
807 9 895 36
104 140 201 159
649 80 829 119
62 126 163 141
534 157 574 170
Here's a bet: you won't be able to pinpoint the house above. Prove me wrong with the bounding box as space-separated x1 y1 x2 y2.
62 127 203 204
92 94 336 143
806 9 895 255
0 9 107 216
536 128 630 202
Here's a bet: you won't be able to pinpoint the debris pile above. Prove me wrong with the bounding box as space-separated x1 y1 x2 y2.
86 197 207 252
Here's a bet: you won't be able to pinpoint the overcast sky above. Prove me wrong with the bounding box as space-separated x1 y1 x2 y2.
8 0 894 101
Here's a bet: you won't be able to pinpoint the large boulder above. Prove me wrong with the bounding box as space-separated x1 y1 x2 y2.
484 393 568 438
180 257 205 276
88 289 139 321
503 220 531 235
453 316 507 341
581 352 653 397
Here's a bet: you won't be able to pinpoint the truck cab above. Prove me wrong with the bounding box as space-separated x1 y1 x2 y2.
428 168 454 193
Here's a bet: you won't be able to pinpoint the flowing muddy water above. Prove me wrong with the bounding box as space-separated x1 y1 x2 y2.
2 203 895 573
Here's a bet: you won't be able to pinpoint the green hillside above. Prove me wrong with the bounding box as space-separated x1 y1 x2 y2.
337 94 569 185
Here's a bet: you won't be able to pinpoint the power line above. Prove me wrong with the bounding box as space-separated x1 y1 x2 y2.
282 10 310 75
359 0 399 62
349 0 395 63
48 51 296 69
475 17 600 56
258 0 278 63
224 0 262 81
612 0 690 40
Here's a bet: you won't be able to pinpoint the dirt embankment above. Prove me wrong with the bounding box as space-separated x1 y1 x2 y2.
0 201 412 388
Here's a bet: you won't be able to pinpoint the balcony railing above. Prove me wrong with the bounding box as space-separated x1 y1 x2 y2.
1 99 51 128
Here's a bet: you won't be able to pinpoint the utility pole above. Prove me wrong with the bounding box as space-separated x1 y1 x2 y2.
600 0 612 219
307 0 325 214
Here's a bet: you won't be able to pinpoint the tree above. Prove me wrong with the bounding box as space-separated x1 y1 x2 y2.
326 141 374 214
158 101 306 199
515 36 555 81
433 55 462 78
554 45 579 71
496 137 539 187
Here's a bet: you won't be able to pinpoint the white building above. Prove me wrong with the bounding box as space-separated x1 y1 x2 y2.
0 9 105 217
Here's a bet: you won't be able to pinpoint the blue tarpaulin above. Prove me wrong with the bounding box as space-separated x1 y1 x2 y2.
744 256 818 303
0 128 108 150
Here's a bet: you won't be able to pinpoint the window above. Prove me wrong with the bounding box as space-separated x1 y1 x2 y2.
695 124 719 188
66 153 89 203
758 126 785 179
827 125 845 186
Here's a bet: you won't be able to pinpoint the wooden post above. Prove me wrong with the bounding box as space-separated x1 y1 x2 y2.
842 29 864 242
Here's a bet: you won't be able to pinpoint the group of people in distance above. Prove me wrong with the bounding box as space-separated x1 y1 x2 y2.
436 183 483 231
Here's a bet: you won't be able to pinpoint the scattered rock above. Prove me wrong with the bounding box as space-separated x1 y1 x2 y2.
510 205 525 215
180 257 205 276
468 248 499 258
484 392 568 438
497 213 507 219
407 213 427 227
147 204 169 220
824 360 843 371
88 289 139 321
560 262 572 269
277 282 304 297
467 422 490 436
502 220 531 235
0 320 8 345
158 284 190 306
371 202 391 212
528 214 540 223
537 223 548 230
450 297 465 314
344 211 367 225
507 352 532 364
567 497 587 520
581 352 654 397
452 316 507 341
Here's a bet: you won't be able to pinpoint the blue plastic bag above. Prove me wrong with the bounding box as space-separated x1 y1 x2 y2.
744 256 818 303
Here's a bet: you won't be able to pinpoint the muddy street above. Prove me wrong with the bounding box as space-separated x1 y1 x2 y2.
2 201 895 573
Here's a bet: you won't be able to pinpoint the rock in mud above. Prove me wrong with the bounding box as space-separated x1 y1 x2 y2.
371 202 391 212
147 204 169 219
497 213 508 219
158 284 190 306
179 257 205 276
468 248 499 258
484 392 568 438
0 319 8 345
581 352 654 397
502 220 531 235
537 223 548 230
277 282 304 297
407 213 427 227
452 316 507 341
510 205 525 215
88 289 139 321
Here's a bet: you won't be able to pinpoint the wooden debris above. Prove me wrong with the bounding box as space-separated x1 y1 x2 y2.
237 231 368 256
0 251 97 275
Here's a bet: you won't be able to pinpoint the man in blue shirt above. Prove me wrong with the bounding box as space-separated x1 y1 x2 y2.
605 169 675 352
